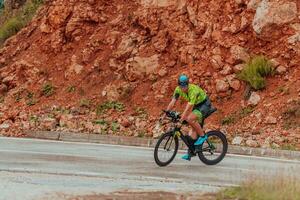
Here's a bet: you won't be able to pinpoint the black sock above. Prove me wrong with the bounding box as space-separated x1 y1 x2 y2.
185 135 198 151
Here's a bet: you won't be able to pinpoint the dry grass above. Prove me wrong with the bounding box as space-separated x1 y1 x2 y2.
217 176 300 200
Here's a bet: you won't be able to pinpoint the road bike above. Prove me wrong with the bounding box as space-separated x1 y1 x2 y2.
154 110 228 166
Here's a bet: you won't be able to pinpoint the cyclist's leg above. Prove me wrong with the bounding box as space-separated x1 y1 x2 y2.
186 112 204 137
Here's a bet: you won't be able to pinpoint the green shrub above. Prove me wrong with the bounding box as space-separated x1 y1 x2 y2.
238 56 274 90
41 82 55 97
66 85 76 93
0 16 24 43
96 101 125 115
222 116 235 125
0 0 44 44
111 121 120 132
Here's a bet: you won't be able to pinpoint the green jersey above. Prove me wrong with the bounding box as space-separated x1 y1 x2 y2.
173 84 207 105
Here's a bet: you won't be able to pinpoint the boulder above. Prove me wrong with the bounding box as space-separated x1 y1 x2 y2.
211 55 224 70
216 79 230 93
265 116 277 124
0 84 8 95
114 34 138 59
0 123 10 130
140 0 186 8
246 139 259 147
232 136 243 145
247 0 261 10
275 66 287 74
230 45 250 63
126 55 160 81
253 0 297 36
248 92 261 106
233 64 245 73
40 117 58 131
220 65 232 75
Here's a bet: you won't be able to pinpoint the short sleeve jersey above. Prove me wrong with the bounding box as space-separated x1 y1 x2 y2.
173 84 207 105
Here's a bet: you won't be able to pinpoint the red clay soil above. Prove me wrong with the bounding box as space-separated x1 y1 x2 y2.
0 0 299 149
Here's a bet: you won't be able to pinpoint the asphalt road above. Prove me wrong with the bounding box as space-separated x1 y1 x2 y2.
0 137 299 200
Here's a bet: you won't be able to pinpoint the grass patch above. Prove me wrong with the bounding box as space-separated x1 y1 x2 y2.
221 106 255 125
96 101 125 115
134 107 148 118
239 106 255 118
93 119 107 125
111 121 120 132
66 85 76 93
281 144 297 151
0 0 44 44
217 176 300 200
0 16 24 43
221 116 235 125
79 98 90 108
41 82 55 97
25 91 36 106
278 86 290 95
238 56 274 90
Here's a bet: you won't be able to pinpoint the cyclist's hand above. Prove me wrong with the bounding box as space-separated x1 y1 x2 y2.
179 119 188 125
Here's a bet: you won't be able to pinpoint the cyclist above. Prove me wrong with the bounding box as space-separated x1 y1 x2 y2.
164 74 213 161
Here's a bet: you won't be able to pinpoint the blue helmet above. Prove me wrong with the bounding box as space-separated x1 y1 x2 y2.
178 74 189 87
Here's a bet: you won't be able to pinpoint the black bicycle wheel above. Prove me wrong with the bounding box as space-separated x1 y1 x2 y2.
154 132 179 167
197 131 228 165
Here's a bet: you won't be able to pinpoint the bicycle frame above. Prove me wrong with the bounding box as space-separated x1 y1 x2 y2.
170 126 196 152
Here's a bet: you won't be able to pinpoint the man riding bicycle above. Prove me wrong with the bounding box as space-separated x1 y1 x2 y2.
164 74 214 161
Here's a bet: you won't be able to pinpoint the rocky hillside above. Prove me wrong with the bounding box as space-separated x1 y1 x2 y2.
0 0 299 149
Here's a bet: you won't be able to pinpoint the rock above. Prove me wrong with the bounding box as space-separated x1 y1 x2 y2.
220 65 232 75
216 79 230 93
120 118 131 128
229 79 241 91
135 118 147 130
247 0 261 10
59 114 77 130
158 68 168 77
276 66 287 74
233 64 245 73
0 84 8 95
246 139 259 148
265 116 277 124
240 16 249 30
211 55 224 70
272 142 280 149
248 92 261 106
288 33 300 45
40 117 58 131
253 0 297 36
230 45 250 63
114 34 138 58
140 0 186 8
126 54 160 81
270 59 280 67
0 123 10 130
232 136 243 145
235 0 246 6
103 82 133 101
261 137 271 148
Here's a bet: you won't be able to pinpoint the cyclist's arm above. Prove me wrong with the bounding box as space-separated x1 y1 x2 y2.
181 103 193 121
166 98 177 111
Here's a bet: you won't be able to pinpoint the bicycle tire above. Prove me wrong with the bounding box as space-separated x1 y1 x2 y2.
197 130 228 165
154 132 179 167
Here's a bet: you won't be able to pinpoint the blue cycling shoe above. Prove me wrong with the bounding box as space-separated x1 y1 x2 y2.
181 153 191 161
194 135 208 146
